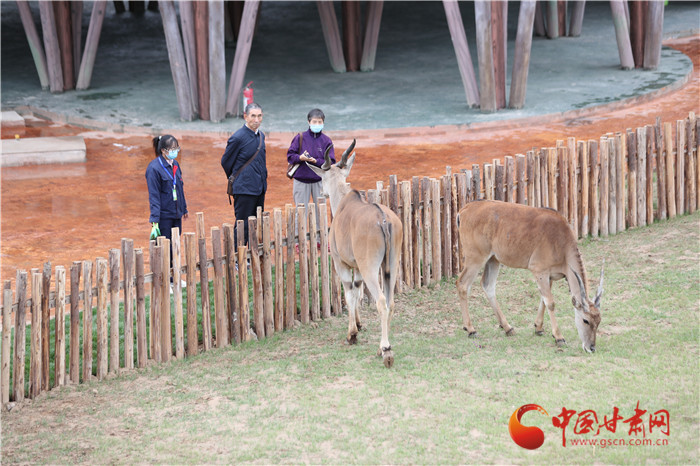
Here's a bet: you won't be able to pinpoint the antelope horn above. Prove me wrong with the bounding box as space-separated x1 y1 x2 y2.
337 139 356 169
571 268 590 312
594 260 605 306
321 144 333 171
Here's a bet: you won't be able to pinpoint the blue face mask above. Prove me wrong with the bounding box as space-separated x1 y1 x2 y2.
166 148 180 160
309 123 324 134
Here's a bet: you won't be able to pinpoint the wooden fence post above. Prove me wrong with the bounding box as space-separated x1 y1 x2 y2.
665 122 677 218
442 176 452 278
248 217 265 338
422 177 432 286
285 204 296 327
637 127 648 226
627 129 638 228
135 249 147 367
160 238 171 362
558 146 569 221
122 239 135 369
69 262 81 383
183 232 200 353
13 271 27 401
606 136 617 235
411 176 421 288
676 119 686 216
308 206 320 321
211 227 228 347
2 281 11 403
30 271 42 398
400 181 413 288
82 261 93 382
54 266 66 387
589 140 600 238
599 138 609 237
273 209 286 328
431 179 442 283
568 138 579 235
41 262 50 391
198 222 212 351
297 206 310 324
151 246 162 363
579 141 589 237
223 225 240 345
96 258 108 379
238 246 251 341
170 230 185 358
318 203 331 319
109 249 120 373
262 214 275 335
616 133 625 231
646 125 655 222
688 114 697 213
655 118 667 220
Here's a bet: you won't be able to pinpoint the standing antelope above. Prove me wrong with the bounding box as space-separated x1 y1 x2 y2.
457 200 603 352
307 140 403 368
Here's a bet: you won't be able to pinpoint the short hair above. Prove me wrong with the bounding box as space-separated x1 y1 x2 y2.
244 102 262 114
152 134 179 158
307 108 325 122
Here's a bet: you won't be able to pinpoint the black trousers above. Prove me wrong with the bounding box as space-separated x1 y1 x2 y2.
233 192 265 248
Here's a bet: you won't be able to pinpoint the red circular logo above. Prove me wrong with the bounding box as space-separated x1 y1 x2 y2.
509 404 549 450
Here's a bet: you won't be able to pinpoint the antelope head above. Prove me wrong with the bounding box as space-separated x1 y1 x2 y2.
571 262 604 353
306 139 356 215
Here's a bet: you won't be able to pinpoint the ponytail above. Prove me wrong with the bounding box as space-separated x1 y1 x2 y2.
152 134 178 158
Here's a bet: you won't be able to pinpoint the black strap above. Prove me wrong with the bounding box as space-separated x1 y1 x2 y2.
228 132 264 204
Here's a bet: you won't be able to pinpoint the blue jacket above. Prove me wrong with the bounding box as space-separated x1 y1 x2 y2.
145 156 188 222
221 125 267 196
286 129 335 183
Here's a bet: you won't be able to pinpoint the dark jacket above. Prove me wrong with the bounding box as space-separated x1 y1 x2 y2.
221 125 267 196
286 129 335 183
145 156 188 223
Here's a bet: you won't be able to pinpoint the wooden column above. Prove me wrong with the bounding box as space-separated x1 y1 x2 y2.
38 0 64 92
76 0 107 90
71 2 83 79
180 1 199 116
160 0 194 121
629 0 644 68
342 1 362 72
17 0 49 89
209 0 226 122
491 0 507 109
643 0 664 69
194 0 210 120
610 0 635 70
443 0 480 107
54 1 74 90
569 0 586 37
546 0 558 39
226 0 261 116
317 0 346 73
360 0 383 71
474 0 496 112
509 0 536 109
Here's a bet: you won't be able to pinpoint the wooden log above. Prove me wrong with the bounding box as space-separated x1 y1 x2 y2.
677 120 686 215
431 179 442 283
491 0 507 109
509 0 536 109
534 0 546 36
360 0 383 72
148 240 156 358
616 132 626 231
211 227 228 347
541 149 550 207
472 164 481 200
629 0 644 68
159 1 195 120
474 0 496 112
646 125 655 221
76 0 107 90
262 214 275 335
248 218 265 338
223 225 239 345
54 1 74 90
13 271 27 401
108 249 120 373
580 142 590 237
526 151 536 207
179 0 199 116
285 204 296 327
515 155 526 206
655 119 667 220
610 0 635 69
643 0 664 69
151 246 162 362
53 267 66 387
318 203 331 319
208 0 226 122
548 148 558 211
273 209 286 328
558 0 567 36
341 1 361 71
484 164 494 200
198 234 212 351
135 249 147 367
688 114 697 213
30 272 43 398
121 239 134 369
559 147 570 224
665 122 677 218
82 261 93 382
590 140 600 237
95 258 108 379
160 238 171 361
400 181 413 288
494 162 504 201
607 137 617 235
410 177 421 288
2 281 11 403
505 156 515 203
238 246 251 341
41 262 50 391
546 0 558 39
183 233 199 353
637 127 648 226
226 0 262 115
38 0 64 92
69 262 81 383
297 206 310 324
316 0 346 73
422 177 432 286
627 129 638 228
450 175 460 276
442 176 452 278
443 0 480 106
169 231 184 358
568 137 579 234
600 138 610 237
308 206 320 321
17 0 49 89
193 0 210 120
569 0 586 37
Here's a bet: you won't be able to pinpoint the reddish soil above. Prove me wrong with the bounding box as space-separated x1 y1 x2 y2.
1 36 698 284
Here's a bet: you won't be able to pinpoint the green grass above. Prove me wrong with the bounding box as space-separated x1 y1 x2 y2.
1 212 698 464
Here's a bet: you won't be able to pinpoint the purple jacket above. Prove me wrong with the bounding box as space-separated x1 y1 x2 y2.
286 129 336 183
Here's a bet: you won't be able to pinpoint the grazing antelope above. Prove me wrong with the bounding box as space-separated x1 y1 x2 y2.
307 140 403 368
457 200 603 352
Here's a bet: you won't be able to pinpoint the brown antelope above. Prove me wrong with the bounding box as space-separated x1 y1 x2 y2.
457 200 603 352
307 140 403 367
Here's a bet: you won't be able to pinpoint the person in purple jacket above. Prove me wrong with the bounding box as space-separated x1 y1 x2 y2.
286 108 336 226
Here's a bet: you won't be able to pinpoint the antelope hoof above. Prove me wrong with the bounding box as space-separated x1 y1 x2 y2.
534 329 544 336
357 323 362 331
463 327 478 338
555 338 567 348
382 349 394 368
347 333 358 345
505 327 516 337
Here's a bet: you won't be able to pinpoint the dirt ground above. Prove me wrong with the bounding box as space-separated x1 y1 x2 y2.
1 36 698 284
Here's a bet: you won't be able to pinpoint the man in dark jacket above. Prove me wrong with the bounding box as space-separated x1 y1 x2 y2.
221 103 266 247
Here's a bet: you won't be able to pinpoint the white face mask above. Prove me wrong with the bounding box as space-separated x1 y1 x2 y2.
310 123 324 134
166 148 180 160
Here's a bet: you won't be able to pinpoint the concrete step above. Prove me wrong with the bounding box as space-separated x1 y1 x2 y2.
1 136 86 167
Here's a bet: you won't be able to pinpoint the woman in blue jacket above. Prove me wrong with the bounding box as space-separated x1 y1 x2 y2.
145 134 188 243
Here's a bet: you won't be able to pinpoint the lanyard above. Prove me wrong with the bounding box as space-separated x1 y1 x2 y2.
158 157 178 201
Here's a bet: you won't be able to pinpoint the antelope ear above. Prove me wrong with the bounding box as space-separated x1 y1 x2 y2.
571 296 583 310
342 151 356 172
305 162 325 178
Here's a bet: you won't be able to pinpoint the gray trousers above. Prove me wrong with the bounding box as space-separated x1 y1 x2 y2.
293 179 323 235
